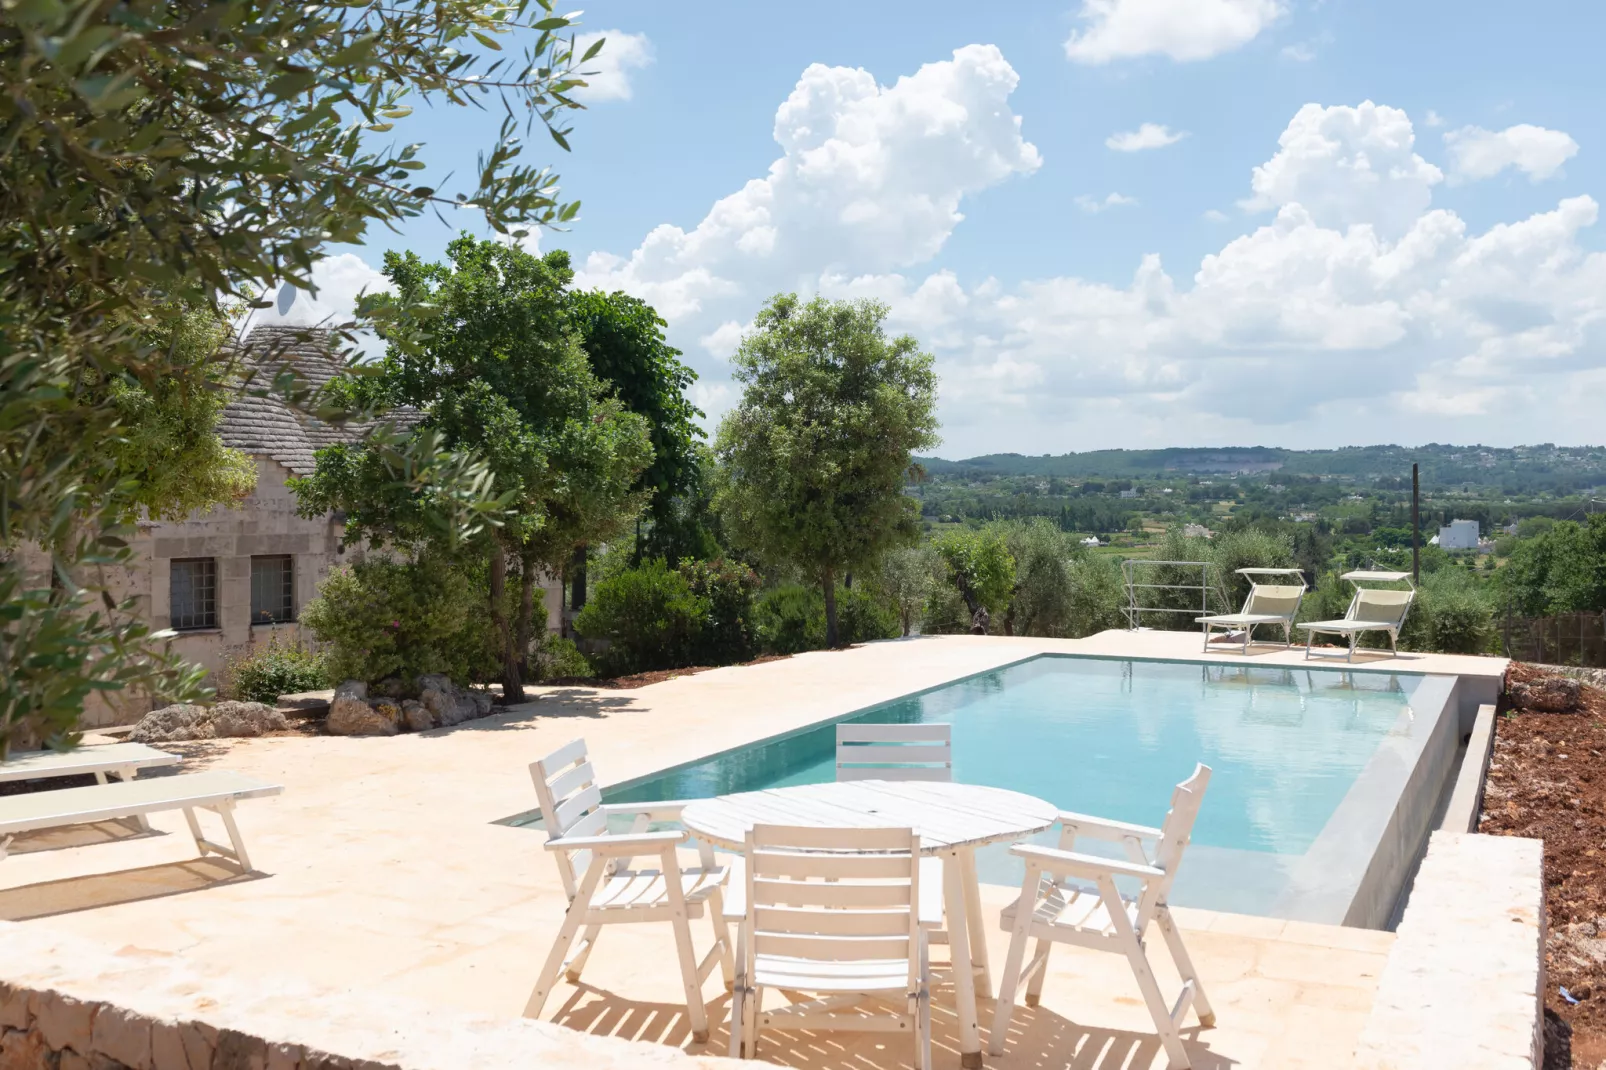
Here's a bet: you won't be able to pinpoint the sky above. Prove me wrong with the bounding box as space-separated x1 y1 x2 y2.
258 0 1606 460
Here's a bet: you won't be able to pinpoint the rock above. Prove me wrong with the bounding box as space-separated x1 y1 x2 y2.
470 690 493 717
417 673 490 727
373 676 410 699
420 685 466 726
326 681 397 736
400 699 434 732
275 689 332 716
129 704 215 743
1509 676 1583 713
415 673 452 694
208 701 289 738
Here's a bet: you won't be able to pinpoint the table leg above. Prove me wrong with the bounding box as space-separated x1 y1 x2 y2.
943 851 984 1068
960 849 992 994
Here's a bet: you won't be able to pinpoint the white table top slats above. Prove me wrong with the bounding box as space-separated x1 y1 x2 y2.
681 781 1058 854
0 743 179 784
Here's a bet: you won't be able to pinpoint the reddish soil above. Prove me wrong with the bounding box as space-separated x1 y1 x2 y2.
1480 663 1606 1068
543 652 798 690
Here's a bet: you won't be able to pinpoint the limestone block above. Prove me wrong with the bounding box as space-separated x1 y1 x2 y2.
399 701 433 733
264 1041 304 1069
33 992 95 1055
0 1028 54 1069
0 983 28 1030
208 702 290 739
129 705 215 744
177 1023 216 1070
327 682 397 737
149 1022 189 1070
92 1004 153 1069
60 1048 92 1070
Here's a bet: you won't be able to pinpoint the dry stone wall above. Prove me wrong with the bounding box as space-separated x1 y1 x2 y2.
0 920 722 1070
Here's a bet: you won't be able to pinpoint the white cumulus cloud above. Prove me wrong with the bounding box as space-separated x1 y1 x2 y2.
1444 123 1579 183
572 30 654 102
245 253 393 330
1064 0 1286 64
1106 123 1186 152
1243 101 1443 238
1075 192 1139 213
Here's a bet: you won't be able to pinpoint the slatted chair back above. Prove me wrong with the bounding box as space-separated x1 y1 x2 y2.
1242 584 1305 620
1134 763 1211 928
835 723 952 782
529 738 607 901
1350 588 1414 626
743 823 923 992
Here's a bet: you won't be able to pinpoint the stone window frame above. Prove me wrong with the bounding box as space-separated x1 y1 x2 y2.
250 554 295 624
169 557 218 631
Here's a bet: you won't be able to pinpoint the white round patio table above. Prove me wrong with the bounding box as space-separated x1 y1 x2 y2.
681 780 1058 1068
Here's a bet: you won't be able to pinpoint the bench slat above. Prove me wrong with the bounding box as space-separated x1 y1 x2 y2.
0 770 282 835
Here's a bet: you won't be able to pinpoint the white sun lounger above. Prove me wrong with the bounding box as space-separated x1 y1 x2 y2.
0 742 180 786
0 769 283 871
1298 570 1416 662
1194 568 1307 653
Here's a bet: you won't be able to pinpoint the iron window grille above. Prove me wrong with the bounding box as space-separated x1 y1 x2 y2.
251 555 295 624
170 558 218 631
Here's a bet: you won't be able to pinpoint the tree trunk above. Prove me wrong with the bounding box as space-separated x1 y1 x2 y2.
822 566 839 648
569 545 588 611
516 551 538 681
489 541 522 703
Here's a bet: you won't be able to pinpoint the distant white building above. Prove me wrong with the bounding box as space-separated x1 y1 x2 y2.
1183 523 1214 539
1438 518 1480 550
1080 536 1102 547
1119 488 1139 499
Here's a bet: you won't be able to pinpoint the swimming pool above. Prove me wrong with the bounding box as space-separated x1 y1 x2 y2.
510 654 1461 923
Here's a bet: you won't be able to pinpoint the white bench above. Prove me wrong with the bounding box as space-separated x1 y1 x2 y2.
0 742 180 786
1 742 183 834
0 770 283 871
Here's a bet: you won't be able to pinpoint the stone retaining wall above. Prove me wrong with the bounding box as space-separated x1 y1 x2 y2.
1353 831 1545 1069
0 920 721 1070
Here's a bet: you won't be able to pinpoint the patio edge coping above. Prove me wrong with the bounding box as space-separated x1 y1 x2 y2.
0 918 724 1070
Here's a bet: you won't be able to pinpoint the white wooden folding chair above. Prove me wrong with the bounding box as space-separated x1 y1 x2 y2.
836 723 952 782
989 765 1215 1069
729 824 940 1069
526 739 734 1042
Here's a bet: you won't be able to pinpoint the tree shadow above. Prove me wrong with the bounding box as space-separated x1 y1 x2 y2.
425 690 640 734
0 857 264 921
542 981 1234 1070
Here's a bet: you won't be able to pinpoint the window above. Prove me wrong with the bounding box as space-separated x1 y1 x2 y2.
251 555 294 624
170 558 218 630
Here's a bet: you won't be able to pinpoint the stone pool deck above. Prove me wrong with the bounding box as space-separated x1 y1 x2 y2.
0 633 1514 1068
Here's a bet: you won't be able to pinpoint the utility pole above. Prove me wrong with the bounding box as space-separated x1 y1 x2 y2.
1411 463 1421 583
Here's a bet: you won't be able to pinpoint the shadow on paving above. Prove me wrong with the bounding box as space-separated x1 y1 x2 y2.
545 982 1229 1070
425 690 640 734
0 857 262 921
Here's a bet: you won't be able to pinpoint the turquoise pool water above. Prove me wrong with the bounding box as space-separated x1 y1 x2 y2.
592 655 1425 856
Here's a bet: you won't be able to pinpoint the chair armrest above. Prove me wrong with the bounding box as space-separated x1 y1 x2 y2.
598 801 688 822
1011 843 1164 881
545 830 687 855
1057 811 1163 841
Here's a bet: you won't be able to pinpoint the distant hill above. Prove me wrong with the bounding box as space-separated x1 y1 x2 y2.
916 444 1606 490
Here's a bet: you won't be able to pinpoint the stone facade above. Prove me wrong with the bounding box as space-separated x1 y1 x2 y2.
19 326 561 728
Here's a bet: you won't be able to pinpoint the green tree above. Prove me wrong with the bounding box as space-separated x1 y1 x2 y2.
875 545 940 637
994 518 1080 637
293 236 653 699
934 529 1016 633
714 295 939 647
570 290 711 563
2 0 598 753
1500 515 1606 616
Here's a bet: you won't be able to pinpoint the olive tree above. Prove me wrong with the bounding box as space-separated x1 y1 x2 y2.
1 0 605 752
715 295 939 647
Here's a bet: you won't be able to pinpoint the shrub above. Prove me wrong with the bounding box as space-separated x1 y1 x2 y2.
300 555 498 688
754 584 821 654
753 583 898 653
573 558 708 675
920 583 969 635
1063 554 1128 638
681 557 759 665
874 545 939 636
222 633 329 703
530 634 593 680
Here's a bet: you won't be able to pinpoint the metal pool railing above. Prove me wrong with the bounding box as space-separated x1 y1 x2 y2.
1121 559 1232 630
